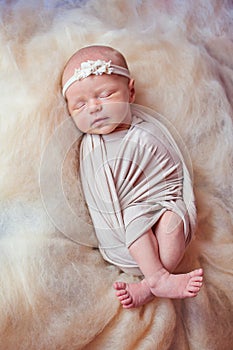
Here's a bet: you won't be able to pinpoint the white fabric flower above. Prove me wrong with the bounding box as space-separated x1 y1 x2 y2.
74 60 113 80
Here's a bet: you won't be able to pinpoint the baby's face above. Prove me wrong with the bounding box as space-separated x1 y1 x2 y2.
65 74 135 134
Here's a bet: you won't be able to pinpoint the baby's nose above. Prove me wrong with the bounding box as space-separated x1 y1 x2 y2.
88 98 102 113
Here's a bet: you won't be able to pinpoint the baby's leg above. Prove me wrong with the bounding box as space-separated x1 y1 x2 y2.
113 211 203 308
155 210 186 272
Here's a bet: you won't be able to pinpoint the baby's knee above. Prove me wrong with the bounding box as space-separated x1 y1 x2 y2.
159 210 184 235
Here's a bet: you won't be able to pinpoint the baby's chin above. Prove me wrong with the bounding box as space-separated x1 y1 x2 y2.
86 123 129 135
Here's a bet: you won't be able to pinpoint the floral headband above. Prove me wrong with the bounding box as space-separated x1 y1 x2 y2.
62 59 131 97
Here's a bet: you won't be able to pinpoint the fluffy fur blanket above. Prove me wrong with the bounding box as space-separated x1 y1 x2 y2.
0 1 233 349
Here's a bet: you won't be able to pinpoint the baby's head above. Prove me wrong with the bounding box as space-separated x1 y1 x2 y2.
61 45 135 135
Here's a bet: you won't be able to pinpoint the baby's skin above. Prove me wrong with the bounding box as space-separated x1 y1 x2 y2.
113 268 203 309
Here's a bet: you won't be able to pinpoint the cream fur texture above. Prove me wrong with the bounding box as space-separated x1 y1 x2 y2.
0 1 233 349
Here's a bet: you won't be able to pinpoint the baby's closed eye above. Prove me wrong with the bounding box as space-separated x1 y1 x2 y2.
98 90 114 99
75 100 86 109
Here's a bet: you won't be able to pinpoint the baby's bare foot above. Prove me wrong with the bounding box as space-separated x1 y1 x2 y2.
113 268 203 308
113 279 154 309
148 268 204 299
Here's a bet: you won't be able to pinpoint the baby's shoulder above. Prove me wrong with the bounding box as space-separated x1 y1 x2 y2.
133 119 167 147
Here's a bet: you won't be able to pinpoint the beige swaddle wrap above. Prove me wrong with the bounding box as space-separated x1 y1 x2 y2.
80 105 196 274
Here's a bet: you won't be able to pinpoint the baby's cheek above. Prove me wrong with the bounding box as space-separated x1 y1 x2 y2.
71 115 86 133
105 101 126 115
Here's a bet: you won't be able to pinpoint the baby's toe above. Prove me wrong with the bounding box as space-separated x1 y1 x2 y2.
113 281 127 291
118 293 131 302
121 296 133 306
116 289 128 297
191 281 202 288
188 285 200 293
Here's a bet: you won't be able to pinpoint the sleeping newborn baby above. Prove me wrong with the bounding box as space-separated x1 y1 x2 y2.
61 44 203 309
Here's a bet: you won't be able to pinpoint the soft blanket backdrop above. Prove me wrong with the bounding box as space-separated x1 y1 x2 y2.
0 1 233 349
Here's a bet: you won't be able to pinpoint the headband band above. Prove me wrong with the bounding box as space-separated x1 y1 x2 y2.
62 59 131 97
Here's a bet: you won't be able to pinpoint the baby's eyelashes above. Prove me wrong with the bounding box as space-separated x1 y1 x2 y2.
98 90 114 99
74 101 86 110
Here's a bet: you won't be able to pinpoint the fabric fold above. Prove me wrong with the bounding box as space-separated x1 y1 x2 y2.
80 104 196 273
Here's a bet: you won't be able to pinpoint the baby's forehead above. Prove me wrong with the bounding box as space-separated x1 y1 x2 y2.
71 72 125 94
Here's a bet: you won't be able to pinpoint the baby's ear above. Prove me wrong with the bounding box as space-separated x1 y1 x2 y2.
128 79 135 103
